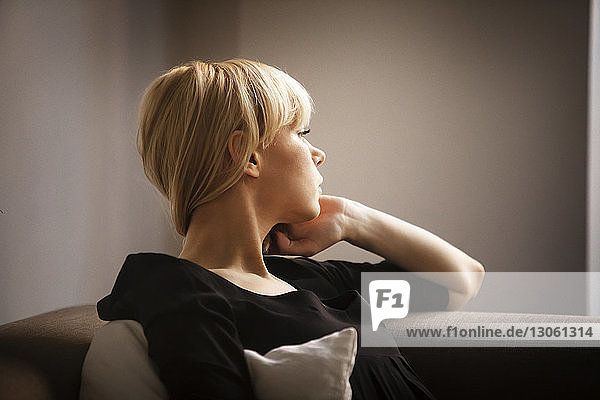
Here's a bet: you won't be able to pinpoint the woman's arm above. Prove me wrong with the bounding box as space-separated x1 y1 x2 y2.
342 198 485 305
270 195 485 309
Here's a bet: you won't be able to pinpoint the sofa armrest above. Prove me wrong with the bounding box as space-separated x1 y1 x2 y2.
385 312 600 399
0 305 105 400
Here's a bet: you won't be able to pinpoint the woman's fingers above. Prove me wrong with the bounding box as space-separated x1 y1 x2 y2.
272 229 316 256
273 230 292 253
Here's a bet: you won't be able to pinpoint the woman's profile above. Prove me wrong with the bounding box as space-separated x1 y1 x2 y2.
96 59 484 399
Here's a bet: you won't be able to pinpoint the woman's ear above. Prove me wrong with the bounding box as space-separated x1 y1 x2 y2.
244 152 260 178
228 130 260 178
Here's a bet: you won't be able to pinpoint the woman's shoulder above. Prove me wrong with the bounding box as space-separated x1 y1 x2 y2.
265 255 377 280
97 252 233 323
265 256 351 298
265 255 331 279
113 252 222 291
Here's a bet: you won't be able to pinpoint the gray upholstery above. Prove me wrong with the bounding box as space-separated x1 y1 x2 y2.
0 306 105 400
1 306 599 399
388 312 600 399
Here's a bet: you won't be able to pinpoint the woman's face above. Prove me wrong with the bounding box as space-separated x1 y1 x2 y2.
255 125 326 224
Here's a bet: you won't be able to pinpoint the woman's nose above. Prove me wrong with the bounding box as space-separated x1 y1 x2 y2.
312 146 326 167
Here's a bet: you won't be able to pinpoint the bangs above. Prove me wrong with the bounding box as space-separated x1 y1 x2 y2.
277 71 313 131
247 62 314 146
212 59 314 147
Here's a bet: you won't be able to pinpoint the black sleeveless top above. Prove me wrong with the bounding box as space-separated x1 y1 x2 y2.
98 253 448 399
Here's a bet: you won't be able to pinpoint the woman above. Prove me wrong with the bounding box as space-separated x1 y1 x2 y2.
98 59 485 399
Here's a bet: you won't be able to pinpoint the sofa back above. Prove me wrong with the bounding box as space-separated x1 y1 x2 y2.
2 305 600 399
0 305 105 400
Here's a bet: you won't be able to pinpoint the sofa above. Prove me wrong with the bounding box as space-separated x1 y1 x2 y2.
0 305 599 400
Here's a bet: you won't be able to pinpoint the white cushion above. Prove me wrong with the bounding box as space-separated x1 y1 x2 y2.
244 327 357 400
80 320 357 400
80 320 168 400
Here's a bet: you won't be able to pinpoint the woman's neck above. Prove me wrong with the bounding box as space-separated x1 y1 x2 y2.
178 185 274 278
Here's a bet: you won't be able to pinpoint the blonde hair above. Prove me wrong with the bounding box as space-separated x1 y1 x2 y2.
136 59 313 238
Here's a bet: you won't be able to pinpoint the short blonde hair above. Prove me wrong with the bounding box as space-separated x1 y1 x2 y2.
136 59 313 237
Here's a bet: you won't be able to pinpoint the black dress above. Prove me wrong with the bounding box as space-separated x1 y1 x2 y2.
98 252 448 400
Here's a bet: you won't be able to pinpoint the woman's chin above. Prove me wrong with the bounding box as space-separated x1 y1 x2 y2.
287 203 320 224
309 202 321 220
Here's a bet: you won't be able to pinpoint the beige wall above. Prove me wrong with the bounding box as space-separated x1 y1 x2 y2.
0 0 590 323
590 0 600 315
238 0 588 273
0 0 238 324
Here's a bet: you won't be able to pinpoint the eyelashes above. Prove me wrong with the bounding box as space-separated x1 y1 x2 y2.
297 128 311 137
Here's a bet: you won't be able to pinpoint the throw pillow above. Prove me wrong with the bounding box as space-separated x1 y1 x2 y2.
244 327 357 400
80 320 357 400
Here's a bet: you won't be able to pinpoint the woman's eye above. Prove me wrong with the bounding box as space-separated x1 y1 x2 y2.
297 128 310 137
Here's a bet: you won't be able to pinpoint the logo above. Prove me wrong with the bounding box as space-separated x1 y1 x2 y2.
369 280 410 331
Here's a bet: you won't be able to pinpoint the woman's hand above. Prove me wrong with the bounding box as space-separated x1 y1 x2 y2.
268 194 485 307
267 195 349 256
